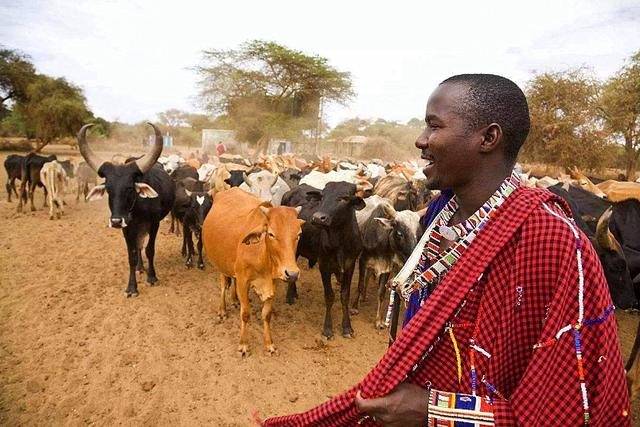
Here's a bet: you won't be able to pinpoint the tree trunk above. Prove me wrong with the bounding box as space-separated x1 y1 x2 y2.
34 140 50 153
251 135 269 162
623 134 639 181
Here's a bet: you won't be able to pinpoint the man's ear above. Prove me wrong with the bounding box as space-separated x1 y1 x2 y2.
135 183 159 198
86 184 106 201
479 123 502 153
242 225 266 245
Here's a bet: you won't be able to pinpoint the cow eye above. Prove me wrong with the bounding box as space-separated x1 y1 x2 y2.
268 232 276 239
396 230 403 237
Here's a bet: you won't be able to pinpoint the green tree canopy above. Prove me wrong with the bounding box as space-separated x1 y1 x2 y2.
0 46 37 107
195 40 354 153
600 50 640 180
522 68 612 171
16 75 92 149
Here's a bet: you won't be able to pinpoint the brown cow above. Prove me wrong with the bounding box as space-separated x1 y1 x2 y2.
202 188 303 356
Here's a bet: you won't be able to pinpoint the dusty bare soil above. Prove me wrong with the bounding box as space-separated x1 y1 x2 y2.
0 150 638 426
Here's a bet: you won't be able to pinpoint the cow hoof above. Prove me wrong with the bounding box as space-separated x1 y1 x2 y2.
185 261 193 269
238 345 249 357
266 345 278 355
125 290 139 298
322 329 334 339
30 206 36 212
342 327 355 338
232 302 240 309
375 321 386 330
147 276 158 286
350 307 359 315
285 296 295 305
197 263 205 270
217 313 227 321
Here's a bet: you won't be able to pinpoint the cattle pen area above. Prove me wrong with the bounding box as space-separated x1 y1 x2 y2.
0 148 639 426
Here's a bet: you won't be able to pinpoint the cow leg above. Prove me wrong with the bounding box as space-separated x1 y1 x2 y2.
217 274 228 320
83 183 89 202
6 180 13 202
136 249 144 272
375 272 391 329
236 276 251 356
184 227 195 268
196 234 205 270
285 278 298 305
320 261 335 338
123 229 139 297
169 212 175 234
29 181 37 211
351 255 368 314
145 222 159 285
340 259 357 338
230 278 239 309
41 183 48 208
261 295 276 354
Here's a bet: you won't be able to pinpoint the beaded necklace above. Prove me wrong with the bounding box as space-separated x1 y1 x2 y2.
396 171 520 302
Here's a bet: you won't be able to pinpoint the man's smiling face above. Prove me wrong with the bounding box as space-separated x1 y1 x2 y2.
415 83 483 191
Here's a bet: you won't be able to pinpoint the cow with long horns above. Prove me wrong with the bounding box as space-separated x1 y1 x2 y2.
78 123 176 297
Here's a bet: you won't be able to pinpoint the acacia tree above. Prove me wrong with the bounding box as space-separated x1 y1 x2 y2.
195 40 354 156
600 50 640 181
523 69 612 171
16 75 92 150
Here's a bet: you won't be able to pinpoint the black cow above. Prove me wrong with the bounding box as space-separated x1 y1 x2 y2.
547 185 637 309
4 154 25 202
169 165 199 235
17 152 57 212
173 177 204 254
227 170 247 187
182 190 213 269
282 181 364 338
79 122 176 297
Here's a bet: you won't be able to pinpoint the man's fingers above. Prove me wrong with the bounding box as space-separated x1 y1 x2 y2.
355 390 385 416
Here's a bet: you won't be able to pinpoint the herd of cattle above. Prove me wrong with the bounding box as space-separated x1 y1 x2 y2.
4 123 640 397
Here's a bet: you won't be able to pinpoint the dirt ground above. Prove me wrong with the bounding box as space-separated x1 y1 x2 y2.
0 149 638 426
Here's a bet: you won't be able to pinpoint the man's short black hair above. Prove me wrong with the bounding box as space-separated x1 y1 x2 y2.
440 74 530 162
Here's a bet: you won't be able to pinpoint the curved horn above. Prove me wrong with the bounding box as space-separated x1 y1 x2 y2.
595 207 615 251
382 202 397 219
77 124 104 172
270 173 278 188
135 123 164 174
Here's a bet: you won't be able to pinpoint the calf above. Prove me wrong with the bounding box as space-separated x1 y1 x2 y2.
352 196 422 328
202 188 303 355
182 190 213 269
169 164 198 235
282 181 364 338
4 154 24 202
172 177 204 256
17 152 57 213
40 161 67 220
79 122 175 297
75 161 98 202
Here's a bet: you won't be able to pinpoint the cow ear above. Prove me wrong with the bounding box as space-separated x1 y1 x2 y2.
135 183 159 198
294 206 302 215
350 196 366 210
86 184 106 201
375 218 393 229
242 226 266 245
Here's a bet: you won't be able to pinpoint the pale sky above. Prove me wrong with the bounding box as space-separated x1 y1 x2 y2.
1 0 639 127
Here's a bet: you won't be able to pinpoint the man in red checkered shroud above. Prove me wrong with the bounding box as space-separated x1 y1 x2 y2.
259 75 631 426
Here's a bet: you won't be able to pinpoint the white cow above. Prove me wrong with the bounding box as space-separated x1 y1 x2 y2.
239 170 291 206
40 161 67 220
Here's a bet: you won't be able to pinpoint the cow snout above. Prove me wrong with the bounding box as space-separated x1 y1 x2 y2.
311 211 330 226
110 217 126 228
284 270 299 282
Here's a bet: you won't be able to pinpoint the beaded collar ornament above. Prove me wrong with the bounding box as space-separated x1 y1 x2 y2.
384 171 521 326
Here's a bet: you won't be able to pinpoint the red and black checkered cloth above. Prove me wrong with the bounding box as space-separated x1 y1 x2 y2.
263 187 630 426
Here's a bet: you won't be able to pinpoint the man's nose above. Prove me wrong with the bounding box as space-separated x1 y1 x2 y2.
415 129 429 149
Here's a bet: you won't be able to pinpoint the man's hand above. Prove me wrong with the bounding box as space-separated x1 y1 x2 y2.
354 383 430 427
